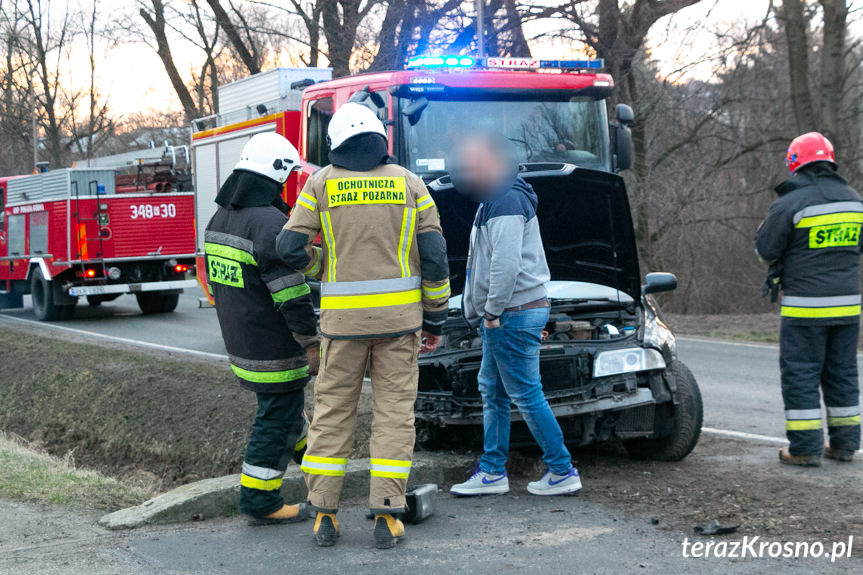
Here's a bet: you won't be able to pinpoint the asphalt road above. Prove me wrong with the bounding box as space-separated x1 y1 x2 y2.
5 287 861 440
2 490 860 575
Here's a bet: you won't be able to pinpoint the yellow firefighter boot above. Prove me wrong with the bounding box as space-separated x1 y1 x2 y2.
824 445 855 462
373 514 405 549
778 447 821 467
313 512 340 547
247 502 310 526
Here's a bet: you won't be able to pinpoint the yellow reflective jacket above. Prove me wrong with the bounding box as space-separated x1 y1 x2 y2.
277 163 450 338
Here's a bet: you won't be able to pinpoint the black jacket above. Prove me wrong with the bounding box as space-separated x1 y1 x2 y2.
756 164 863 324
205 171 319 393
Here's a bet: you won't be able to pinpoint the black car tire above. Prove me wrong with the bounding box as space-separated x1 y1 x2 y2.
30 268 75 321
623 361 703 461
136 292 180 314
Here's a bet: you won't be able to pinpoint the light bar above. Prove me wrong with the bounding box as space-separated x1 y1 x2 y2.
406 55 604 71
486 57 604 70
408 55 475 68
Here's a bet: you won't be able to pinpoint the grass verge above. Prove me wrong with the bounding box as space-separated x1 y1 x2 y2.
0 431 155 510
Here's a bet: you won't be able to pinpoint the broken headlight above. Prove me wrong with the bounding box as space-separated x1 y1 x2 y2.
593 348 666 378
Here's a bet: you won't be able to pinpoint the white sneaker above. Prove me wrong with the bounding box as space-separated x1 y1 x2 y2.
450 467 509 496
527 468 582 496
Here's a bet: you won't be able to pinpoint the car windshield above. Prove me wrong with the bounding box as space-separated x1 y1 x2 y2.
400 95 608 176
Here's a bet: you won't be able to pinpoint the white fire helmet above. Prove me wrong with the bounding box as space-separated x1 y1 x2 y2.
235 132 301 184
327 102 387 150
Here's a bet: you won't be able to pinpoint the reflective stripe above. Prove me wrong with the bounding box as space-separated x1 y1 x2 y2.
242 462 284 480
827 415 860 427
781 295 862 308
272 283 311 303
795 212 863 228
204 242 257 265
297 192 317 211
204 230 254 254
785 409 822 420
321 276 421 296
828 415 861 427
416 194 435 212
786 419 823 431
370 458 411 479
397 208 416 278
826 405 861 417
294 434 307 451
301 455 348 477
302 247 322 277
422 281 450 300
320 212 337 282
320 289 421 310
231 364 308 383
241 474 283 491
793 201 863 224
781 305 861 319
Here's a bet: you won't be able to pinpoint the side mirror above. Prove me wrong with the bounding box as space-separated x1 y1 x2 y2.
643 272 677 295
614 124 632 172
402 97 429 126
616 103 634 125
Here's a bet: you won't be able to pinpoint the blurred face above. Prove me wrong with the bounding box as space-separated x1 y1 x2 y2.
451 135 513 201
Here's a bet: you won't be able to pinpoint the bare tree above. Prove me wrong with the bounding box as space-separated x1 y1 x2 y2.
205 0 261 73
16 0 73 167
139 0 200 122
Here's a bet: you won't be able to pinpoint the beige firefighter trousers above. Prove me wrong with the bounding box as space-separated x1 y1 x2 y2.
301 331 421 513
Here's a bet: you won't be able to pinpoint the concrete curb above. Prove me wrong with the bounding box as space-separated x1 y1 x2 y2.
99 452 474 530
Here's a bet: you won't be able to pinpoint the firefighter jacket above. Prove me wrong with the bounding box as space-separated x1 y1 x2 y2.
277 163 451 339
755 164 863 324
205 170 320 392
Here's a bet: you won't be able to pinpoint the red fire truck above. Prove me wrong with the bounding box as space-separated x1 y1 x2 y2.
0 147 198 320
191 57 633 297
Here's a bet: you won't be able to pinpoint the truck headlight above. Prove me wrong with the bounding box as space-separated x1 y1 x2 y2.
593 348 666 378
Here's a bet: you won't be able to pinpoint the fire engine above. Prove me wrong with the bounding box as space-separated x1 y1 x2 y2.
190 56 633 298
0 145 198 320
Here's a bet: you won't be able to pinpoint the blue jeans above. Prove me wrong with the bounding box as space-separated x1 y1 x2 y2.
477 307 573 475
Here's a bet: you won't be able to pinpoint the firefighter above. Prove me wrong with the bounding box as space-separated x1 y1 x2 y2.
276 102 450 549
204 132 320 524
756 132 862 466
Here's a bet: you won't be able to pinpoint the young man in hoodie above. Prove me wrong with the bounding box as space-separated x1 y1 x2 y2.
449 131 582 497
204 133 320 524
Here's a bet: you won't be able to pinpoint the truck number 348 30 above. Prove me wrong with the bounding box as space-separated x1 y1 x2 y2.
131 204 177 219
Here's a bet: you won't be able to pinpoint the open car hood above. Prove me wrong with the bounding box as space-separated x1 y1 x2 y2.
428 164 642 301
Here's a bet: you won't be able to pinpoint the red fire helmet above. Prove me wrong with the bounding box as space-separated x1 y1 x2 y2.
785 132 836 174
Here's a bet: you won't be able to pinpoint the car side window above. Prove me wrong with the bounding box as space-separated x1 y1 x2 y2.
306 97 333 167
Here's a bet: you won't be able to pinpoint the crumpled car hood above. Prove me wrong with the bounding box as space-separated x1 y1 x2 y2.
428 164 642 300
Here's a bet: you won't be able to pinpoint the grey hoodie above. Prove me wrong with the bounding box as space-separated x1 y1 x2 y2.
463 177 550 325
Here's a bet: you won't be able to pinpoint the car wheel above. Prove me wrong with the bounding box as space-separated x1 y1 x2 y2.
136 292 180 314
30 267 75 321
623 361 703 461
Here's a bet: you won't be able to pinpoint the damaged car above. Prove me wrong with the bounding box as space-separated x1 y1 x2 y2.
416 164 703 461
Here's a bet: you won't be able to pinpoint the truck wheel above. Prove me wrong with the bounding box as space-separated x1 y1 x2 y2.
136 292 180 314
30 268 75 321
623 361 703 462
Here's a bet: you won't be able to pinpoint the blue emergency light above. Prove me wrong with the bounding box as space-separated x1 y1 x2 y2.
406 56 604 71
408 55 475 68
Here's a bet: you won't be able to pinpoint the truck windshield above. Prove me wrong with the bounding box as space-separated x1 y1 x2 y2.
399 95 609 176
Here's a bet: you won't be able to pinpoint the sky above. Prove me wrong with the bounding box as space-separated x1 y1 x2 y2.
67 0 852 120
